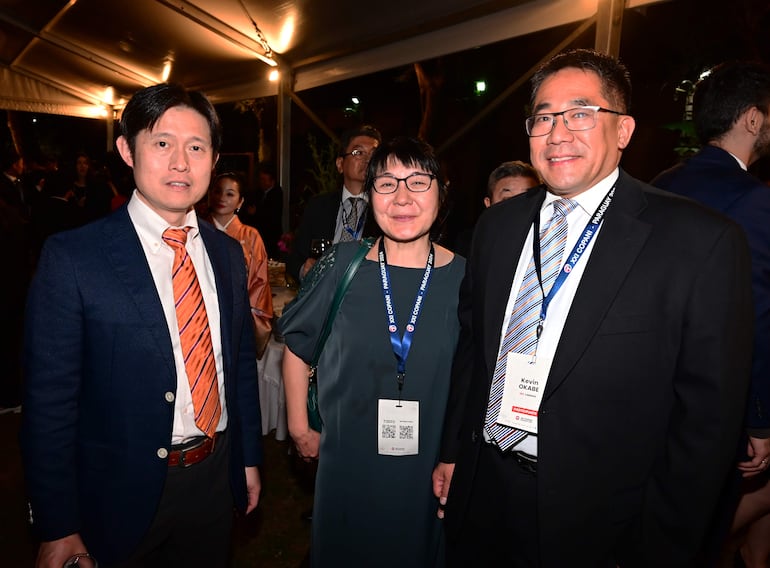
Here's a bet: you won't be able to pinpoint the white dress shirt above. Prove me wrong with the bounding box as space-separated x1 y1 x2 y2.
498 169 619 456
127 191 228 443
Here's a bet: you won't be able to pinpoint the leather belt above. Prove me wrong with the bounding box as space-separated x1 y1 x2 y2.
484 435 538 475
168 433 220 468
510 450 538 475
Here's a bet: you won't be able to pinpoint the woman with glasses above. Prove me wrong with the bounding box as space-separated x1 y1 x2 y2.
280 137 464 567
208 171 273 358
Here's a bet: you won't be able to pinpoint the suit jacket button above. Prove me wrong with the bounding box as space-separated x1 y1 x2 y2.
157 448 169 459
471 430 478 443
164 391 175 403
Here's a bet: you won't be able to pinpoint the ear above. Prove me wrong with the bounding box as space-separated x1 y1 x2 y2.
116 136 134 168
336 156 344 174
617 115 636 150
483 197 491 208
745 107 763 136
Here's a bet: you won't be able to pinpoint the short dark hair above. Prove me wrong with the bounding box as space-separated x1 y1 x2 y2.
487 161 541 198
212 171 245 197
531 48 632 113
363 136 448 241
338 125 382 156
120 83 222 157
693 61 770 144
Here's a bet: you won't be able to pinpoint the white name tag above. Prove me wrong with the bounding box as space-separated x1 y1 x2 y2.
378 399 419 456
496 352 553 434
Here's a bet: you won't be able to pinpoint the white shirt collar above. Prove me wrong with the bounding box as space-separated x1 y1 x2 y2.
127 189 200 255
542 168 619 217
726 151 748 171
341 185 369 203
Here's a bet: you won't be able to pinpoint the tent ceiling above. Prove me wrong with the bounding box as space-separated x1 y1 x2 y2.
0 0 666 118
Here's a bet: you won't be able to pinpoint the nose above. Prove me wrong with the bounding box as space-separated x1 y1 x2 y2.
170 146 190 171
547 114 573 143
392 179 413 203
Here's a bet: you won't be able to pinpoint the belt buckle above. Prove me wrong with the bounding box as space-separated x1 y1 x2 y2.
512 451 537 475
174 436 210 468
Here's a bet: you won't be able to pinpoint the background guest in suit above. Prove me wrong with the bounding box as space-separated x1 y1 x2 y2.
30 169 83 251
21 83 263 568
70 152 114 223
286 125 381 282
254 162 283 259
432 48 754 567
0 147 30 415
209 171 273 359
652 60 770 568
453 160 541 257
0 148 29 219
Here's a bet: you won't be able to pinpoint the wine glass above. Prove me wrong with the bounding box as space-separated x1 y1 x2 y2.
309 238 332 259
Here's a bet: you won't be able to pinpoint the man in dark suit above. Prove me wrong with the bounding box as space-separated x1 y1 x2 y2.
254 162 283 259
286 125 381 282
653 60 770 563
432 49 754 567
21 83 263 567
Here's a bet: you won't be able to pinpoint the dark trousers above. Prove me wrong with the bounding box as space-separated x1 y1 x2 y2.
112 432 234 568
447 442 540 568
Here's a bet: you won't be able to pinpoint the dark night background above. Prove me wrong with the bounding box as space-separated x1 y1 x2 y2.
3 0 770 241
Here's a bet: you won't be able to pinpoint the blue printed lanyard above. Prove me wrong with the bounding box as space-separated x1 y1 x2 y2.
343 199 366 240
533 186 615 340
378 238 435 395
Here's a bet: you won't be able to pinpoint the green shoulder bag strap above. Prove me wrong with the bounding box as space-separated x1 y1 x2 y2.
307 238 375 429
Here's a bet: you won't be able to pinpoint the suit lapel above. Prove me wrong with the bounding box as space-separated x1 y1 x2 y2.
543 171 651 399
102 208 176 378
199 220 233 378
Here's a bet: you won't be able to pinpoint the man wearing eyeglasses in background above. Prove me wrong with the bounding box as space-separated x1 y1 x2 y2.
432 48 754 567
286 125 381 282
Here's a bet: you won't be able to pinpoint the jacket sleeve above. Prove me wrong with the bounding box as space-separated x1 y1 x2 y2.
21 236 85 541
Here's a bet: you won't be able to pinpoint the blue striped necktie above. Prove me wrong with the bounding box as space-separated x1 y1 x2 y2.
485 198 578 451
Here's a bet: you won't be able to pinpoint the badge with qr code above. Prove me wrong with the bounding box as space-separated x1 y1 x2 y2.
378 399 419 456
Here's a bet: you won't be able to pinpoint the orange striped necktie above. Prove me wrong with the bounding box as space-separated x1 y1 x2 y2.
162 227 221 438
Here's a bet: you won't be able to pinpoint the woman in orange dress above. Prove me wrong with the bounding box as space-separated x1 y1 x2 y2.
209 172 273 358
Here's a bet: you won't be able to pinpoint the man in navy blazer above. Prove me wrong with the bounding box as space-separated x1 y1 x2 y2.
653 60 770 562
21 84 263 567
433 49 753 567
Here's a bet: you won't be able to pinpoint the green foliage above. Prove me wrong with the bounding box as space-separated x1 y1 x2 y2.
306 132 340 195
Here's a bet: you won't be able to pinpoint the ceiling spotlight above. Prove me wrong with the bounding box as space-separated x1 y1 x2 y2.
269 69 280 82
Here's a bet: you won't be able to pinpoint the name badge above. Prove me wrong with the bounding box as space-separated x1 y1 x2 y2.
378 399 419 456
496 352 553 434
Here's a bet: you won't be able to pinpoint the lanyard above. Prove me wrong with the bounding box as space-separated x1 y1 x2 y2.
343 199 366 240
378 238 435 395
532 186 615 340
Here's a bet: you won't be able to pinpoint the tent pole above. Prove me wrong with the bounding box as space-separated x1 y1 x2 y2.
595 0 625 56
277 73 292 237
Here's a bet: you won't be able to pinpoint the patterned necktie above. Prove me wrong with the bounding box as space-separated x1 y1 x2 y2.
339 197 361 242
485 198 578 451
162 227 221 438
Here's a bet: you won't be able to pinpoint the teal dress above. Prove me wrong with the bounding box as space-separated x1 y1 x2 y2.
280 241 465 568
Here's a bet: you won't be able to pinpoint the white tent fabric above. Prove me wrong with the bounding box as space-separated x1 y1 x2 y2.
0 0 667 119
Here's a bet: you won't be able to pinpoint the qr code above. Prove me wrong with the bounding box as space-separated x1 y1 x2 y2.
382 424 396 439
399 425 414 439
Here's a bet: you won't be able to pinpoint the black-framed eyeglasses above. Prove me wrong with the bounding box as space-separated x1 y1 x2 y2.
525 105 623 137
372 173 436 194
342 149 372 160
